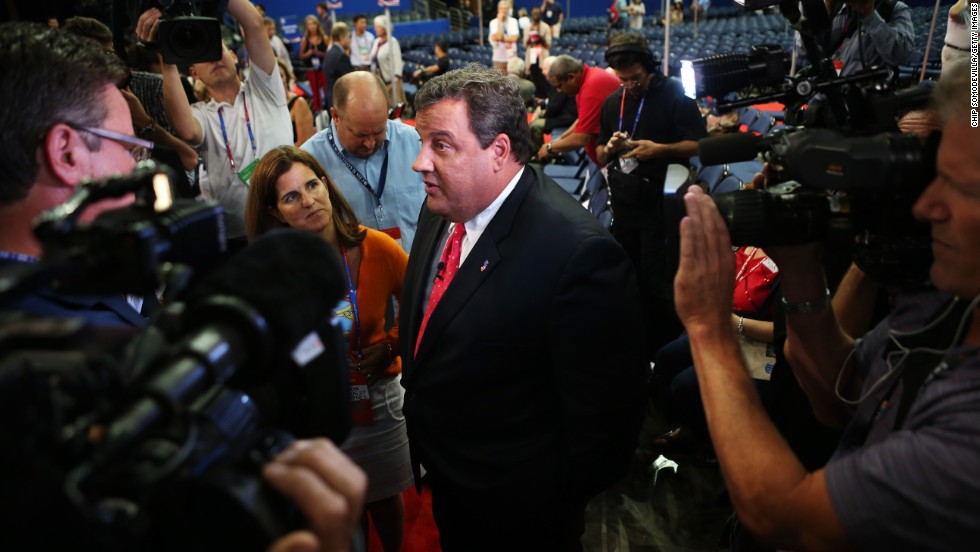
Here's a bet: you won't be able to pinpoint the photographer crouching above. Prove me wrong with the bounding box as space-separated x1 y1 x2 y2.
673 58 980 550
0 23 365 552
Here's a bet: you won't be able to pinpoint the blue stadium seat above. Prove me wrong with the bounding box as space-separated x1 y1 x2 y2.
747 114 775 136
698 163 726 192
586 179 612 229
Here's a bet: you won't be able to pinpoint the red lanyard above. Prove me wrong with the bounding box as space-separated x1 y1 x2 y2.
618 88 645 137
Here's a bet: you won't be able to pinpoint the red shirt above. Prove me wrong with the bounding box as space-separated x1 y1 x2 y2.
574 65 621 165
732 247 779 315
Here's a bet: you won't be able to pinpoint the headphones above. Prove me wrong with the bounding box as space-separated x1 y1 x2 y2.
604 42 660 73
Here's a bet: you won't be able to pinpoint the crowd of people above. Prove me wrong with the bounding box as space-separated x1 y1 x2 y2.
1 0 979 551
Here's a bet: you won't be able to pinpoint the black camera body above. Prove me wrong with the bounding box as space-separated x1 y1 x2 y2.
0 300 350 551
0 164 352 551
27 162 226 297
704 127 939 285
133 0 229 65
680 0 939 286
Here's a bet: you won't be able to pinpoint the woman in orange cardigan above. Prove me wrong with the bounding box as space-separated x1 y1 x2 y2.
246 145 411 552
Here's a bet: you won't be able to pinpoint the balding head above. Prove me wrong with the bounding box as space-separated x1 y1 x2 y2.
330 72 390 158
333 71 389 116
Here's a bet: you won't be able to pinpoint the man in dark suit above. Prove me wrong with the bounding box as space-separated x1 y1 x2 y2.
400 63 648 550
324 21 355 109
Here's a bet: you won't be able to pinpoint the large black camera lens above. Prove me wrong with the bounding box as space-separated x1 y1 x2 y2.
174 23 205 53
157 16 223 65
714 184 842 246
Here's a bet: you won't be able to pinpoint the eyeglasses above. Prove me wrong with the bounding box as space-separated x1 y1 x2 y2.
618 73 648 88
69 124 154 163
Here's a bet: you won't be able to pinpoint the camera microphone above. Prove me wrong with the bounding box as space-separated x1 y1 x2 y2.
184 228 346 352
697 133 767 166
435 261 446 280
99 229 349 460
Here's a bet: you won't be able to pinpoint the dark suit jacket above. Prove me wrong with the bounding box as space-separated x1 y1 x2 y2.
400 166 648 514
323 44 354 109
543 89 577 134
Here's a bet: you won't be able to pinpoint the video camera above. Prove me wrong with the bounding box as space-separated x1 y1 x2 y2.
130 0 229 65
698 127 938 284
18 161 226 298
676 0 938 285
680 0 923 132
0 164 352 551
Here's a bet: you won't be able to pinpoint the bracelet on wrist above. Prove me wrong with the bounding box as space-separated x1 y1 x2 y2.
736 316 745 335
782 288 832 314
545 142 553 153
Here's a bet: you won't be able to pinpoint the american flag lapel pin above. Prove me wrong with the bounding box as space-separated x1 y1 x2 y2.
480 260 489 271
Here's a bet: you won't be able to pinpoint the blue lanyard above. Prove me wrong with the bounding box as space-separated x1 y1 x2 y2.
0 250 37 263
217 90 257 173
341 246 363 357
618 89 646 138
327 124 389 221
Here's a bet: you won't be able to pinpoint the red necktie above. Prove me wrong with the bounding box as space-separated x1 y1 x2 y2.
415 223 466 356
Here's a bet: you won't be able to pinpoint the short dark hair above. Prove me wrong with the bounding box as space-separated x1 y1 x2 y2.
605 32 657 71
435 40 450 54
0 23 128 205
63 16 114 48
245 146 366 246
353 15 367 24
414 63 533 164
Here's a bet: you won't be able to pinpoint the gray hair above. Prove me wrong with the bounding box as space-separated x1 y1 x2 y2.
549 55 584 81
507 56 526 77
932 57 970 124
540 55 556 77
415 63 533 164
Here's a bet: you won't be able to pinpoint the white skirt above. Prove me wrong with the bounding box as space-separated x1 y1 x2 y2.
341 374 414 503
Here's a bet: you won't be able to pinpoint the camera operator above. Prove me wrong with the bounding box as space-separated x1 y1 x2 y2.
0 22 151 328
0 23 367 552
824 0 913 76
673 58 980 550
263 439 367 552
61 16 201 176
136 0 292 249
